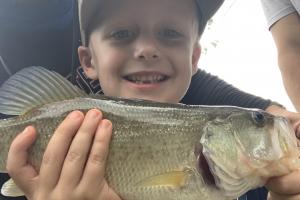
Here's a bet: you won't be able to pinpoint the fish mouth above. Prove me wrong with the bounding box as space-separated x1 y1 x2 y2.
195 143 216 187
123 72 169 84
197 151 216 187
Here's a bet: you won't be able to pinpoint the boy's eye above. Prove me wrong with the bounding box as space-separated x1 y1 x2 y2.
110 30 136 40
159 29 182 39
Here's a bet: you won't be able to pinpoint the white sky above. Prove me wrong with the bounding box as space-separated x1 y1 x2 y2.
199 0 296 111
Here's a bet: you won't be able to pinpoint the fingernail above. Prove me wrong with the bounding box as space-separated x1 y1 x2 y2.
22 127 29 134
69 111 82 119
101 120 111 129
88 109 101 118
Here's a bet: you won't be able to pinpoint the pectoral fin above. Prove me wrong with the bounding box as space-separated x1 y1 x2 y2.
1 178 24 197
137 170 190 188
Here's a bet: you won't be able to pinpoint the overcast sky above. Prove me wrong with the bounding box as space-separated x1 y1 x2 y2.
199 0 295 111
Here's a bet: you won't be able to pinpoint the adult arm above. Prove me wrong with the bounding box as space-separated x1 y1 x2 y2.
260 0 300 111
270 12 300 111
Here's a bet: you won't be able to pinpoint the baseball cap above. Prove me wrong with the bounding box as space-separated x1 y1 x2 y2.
78 0 224 46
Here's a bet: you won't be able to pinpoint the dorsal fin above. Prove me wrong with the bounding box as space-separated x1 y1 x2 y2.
0 66 88 115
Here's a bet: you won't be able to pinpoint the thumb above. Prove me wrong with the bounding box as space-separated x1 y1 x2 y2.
6 126 38 195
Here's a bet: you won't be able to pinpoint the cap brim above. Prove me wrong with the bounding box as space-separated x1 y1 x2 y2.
196 0 224 20
196 0 224 34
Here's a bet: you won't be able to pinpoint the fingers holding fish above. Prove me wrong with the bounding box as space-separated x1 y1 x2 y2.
266 105 300 137
79 119 113 195
39 110 85 190
59 109 103 187
43 109 120 200
263 109 300 200
6 126 38 196
4 123 82 198
266 169 300 196
290 116 300 141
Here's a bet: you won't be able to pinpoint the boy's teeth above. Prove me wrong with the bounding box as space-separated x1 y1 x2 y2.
125 74 167 83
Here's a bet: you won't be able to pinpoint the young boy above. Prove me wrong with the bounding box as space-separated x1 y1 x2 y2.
5 0 300 199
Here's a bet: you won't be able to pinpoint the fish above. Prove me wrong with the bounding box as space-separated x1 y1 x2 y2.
0 66 299 200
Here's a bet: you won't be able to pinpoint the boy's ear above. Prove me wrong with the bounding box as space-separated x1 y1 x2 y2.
78 46 98 80
192 43 201 74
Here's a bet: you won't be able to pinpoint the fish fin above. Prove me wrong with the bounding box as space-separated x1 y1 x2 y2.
0 66 88 115
137 170 189 188
1 178 24 197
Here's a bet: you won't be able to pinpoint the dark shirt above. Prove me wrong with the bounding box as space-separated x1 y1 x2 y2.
182 70 271 109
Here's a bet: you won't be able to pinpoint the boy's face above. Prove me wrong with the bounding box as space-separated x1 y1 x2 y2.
78 0 201 103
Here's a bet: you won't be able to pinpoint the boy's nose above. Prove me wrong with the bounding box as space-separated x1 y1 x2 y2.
134 43 161 61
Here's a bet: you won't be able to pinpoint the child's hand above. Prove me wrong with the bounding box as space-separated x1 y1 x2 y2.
6 109 121 200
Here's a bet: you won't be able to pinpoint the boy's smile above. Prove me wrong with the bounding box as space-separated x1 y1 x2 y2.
123 71 169 87
78 0 201 103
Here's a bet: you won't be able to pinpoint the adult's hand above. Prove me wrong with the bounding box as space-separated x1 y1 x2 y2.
266 104 300 140
265 104 300 199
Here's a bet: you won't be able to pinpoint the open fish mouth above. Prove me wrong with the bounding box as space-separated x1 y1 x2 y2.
197 151 216 186
194 142 216 187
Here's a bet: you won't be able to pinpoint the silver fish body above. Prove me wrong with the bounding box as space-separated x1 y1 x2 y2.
0 67 299 200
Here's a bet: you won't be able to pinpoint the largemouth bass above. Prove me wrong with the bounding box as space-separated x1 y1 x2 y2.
0 67 299 200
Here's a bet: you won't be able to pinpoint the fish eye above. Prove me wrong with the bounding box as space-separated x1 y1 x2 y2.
252 111 265 127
